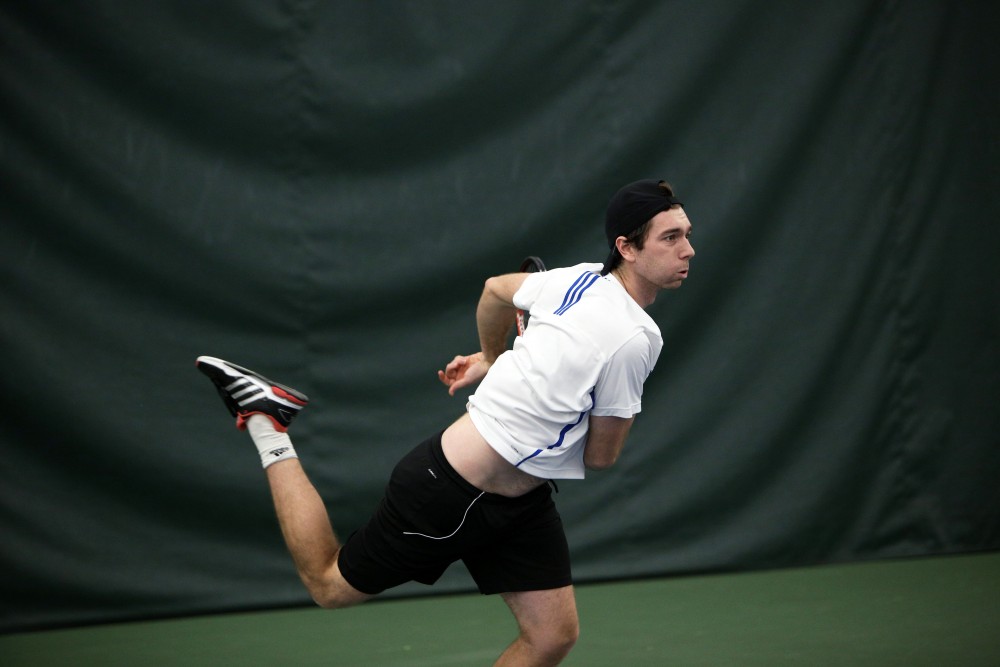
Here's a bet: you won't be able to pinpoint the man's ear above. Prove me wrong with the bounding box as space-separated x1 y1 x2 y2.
615 236 635 263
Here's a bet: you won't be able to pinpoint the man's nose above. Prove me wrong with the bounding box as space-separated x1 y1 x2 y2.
680 238 695 259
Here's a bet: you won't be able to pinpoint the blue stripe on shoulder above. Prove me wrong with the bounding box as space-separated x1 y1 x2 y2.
554 272 599 316
554 271 591 313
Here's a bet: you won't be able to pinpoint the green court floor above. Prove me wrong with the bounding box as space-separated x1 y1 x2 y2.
4 552 998 666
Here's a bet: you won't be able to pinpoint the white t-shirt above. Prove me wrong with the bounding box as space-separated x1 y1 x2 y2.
467 262 662 479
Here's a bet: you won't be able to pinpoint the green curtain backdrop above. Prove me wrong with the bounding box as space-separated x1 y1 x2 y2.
2 1 997 632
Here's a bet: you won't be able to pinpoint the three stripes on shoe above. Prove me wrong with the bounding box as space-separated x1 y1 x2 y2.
227 376 306 421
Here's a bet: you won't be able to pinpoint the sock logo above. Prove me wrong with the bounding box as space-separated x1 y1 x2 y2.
270 447 290 458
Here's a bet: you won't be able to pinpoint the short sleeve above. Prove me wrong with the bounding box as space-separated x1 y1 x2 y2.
512 270 546 311
591 332 659 417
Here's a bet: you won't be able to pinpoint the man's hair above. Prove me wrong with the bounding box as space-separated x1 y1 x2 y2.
601 181 677 275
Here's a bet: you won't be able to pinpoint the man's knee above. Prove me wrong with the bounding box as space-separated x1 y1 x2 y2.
312 590 360 610
524 615 579 661
502 586 579 663
304 557 372 609
553 616 580 654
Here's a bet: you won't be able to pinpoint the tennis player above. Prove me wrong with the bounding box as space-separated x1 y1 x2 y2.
196 179 694 666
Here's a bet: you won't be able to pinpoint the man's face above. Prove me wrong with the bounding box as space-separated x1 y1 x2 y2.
632 207 695 290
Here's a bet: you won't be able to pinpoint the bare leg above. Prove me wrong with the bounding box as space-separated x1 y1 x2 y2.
194 358 371 609
494 586 579 666
265 459 371 609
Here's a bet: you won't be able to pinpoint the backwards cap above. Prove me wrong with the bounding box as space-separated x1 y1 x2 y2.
601 179 682 274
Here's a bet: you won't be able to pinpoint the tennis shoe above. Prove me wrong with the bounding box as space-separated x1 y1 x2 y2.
195 356 308 432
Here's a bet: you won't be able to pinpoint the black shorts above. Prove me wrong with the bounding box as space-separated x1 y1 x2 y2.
337 431 572 595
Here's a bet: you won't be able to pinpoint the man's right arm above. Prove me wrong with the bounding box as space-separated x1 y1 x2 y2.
437 272 529 395
476 273 529 362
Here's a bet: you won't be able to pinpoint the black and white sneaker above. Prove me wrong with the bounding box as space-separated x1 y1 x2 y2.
195 356 309 432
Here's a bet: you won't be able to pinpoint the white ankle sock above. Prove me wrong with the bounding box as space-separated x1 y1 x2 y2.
246 415 298 468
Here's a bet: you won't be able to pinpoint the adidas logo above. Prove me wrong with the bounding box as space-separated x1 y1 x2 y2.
270 447 290 458
226 378 265 407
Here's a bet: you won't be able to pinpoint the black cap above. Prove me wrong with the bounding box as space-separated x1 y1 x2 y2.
602 179 682 274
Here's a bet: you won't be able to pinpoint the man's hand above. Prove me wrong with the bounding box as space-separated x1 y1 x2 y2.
438 273 527 397
437 352 491 396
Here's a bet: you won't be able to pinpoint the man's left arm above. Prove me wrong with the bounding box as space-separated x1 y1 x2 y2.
584 330 658 469
583 415 634 470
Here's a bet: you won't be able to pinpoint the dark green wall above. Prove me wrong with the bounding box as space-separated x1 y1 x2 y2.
2 1 997 631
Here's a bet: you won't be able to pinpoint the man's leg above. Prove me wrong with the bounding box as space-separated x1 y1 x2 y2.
195 356 370 609
265 456 371 609
495 586 579 666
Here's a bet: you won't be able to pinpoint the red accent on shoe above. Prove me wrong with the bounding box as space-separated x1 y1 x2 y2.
272 386 307 406
236 411 289 433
